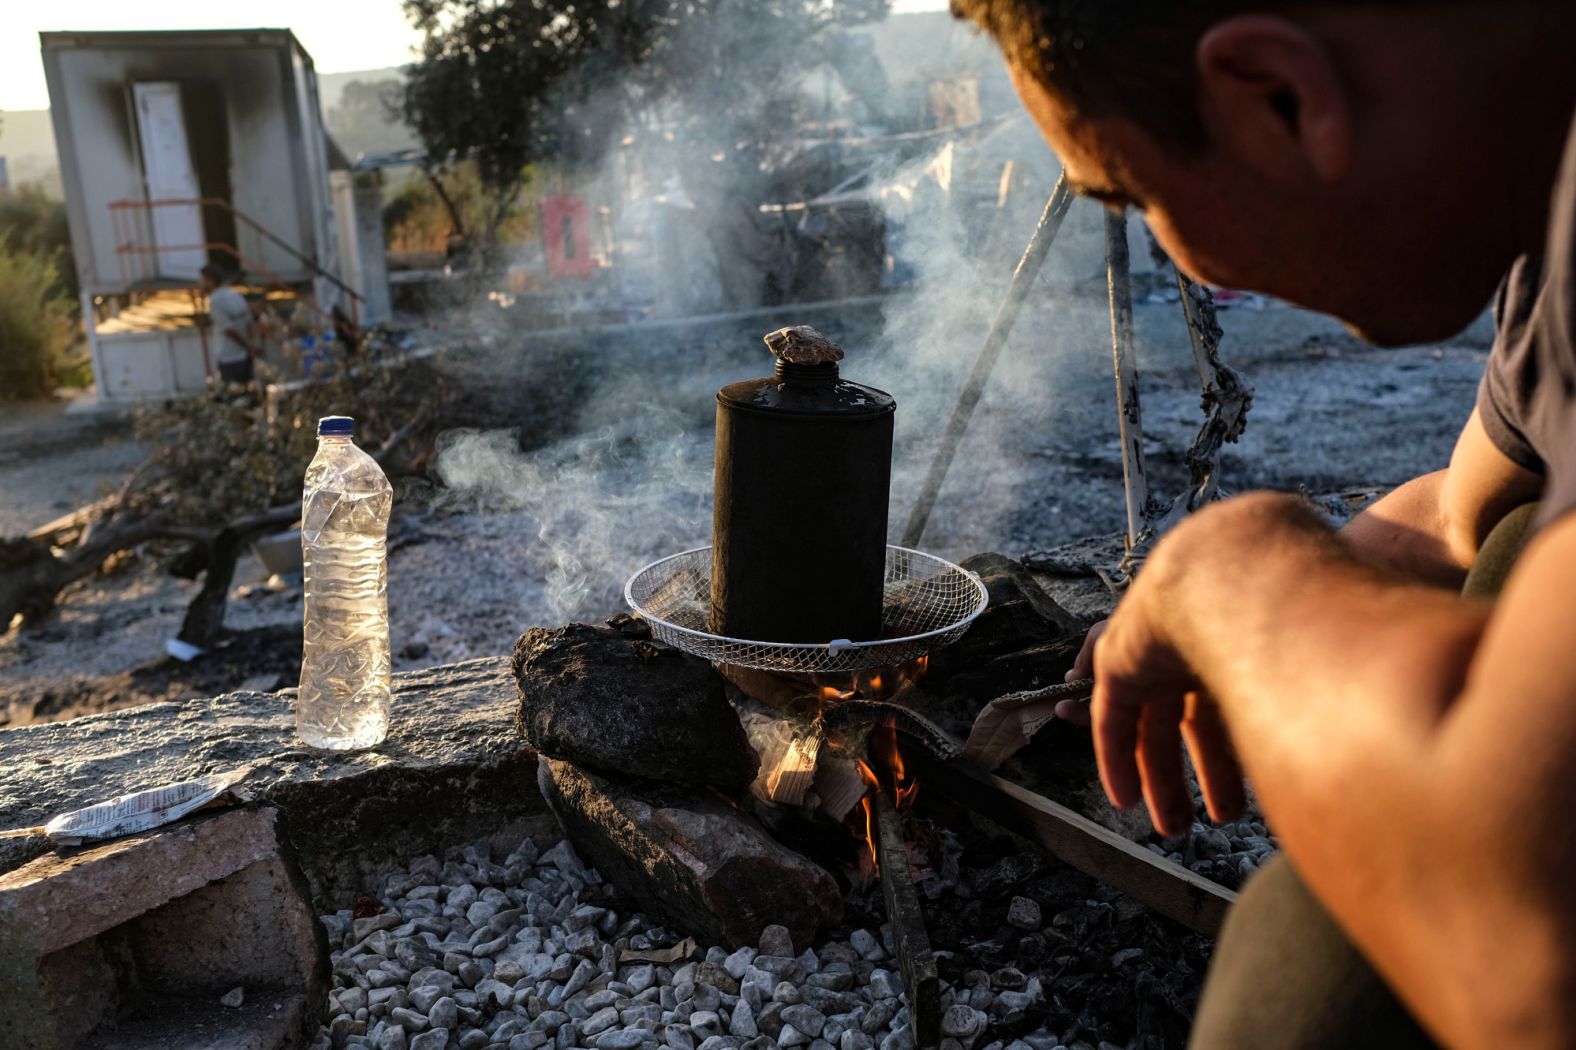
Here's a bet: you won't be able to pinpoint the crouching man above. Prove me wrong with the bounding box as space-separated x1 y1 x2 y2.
950 1 1576 1046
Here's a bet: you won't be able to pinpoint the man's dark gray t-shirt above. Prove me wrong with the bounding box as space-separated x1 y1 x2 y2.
1477 111 1576 526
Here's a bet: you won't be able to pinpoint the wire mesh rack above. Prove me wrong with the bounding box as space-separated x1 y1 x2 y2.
624 545 989 674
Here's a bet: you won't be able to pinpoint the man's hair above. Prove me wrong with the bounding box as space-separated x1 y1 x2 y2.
949 1 1399 148
200 263 225 284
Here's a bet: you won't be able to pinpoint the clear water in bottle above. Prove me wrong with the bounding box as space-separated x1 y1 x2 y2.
298 415 393 749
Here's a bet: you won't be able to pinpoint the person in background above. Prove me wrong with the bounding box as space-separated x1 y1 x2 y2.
198 264 259 386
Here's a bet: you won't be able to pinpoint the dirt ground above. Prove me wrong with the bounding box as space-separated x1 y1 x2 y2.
0 289 1495 727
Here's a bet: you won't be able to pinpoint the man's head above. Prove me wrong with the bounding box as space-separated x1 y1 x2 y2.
199 264 224 295
953 1 1576 345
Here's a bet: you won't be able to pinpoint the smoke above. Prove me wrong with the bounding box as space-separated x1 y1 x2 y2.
418 7 1160 633
433 406 712 625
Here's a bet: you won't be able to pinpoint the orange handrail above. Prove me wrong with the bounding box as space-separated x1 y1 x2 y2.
111 239 350 337
107 197 363 324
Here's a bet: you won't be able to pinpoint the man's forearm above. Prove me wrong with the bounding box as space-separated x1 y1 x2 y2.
1340 470 1468 588
1143 494 1575 1044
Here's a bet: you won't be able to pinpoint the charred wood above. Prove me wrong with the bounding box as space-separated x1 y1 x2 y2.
874 789 941 1050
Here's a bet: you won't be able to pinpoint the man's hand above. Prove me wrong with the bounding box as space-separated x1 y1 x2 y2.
1091 552 1246 834
1055 619 1105 725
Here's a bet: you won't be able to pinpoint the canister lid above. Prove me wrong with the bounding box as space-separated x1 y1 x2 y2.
717 327 896 419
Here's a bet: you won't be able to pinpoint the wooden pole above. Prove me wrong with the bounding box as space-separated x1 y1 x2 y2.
901 175 1076 548
1105 210 1148 553
911 748 1237 936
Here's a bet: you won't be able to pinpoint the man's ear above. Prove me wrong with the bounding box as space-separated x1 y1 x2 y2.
1196 15 1353 185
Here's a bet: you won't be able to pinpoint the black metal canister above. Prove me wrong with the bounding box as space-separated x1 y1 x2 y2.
711 326 897 644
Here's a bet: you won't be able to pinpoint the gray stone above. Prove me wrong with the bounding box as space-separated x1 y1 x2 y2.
457 959 486 987
722 948 757 981
758 925 794 958
841 1032 875 1050
848 930 884 962
868 971 902 1001
729 1000 758 1039
781 1025 810 1048
409 986 446 1014
807 972 853 993
773 982 803 1005
458 1030 490 1050
514 625 758 795
941 1007 987 1043
585 1007 622 1036
690 1011 724 1039
538 760 840 949
691 983 723 1012
1005 898 1041 932
391 1007 431 1032
597 1031 652 1050
782 1006 826 1039
989 968 1026 993
356 913 404 940
511 1035 550 1050
627 964 656 994
476 978 515 1006
379 1025 409 1050
564 957 599 996
861 1002 898 1035
880 1028 914 1050
410 1029 449 1050
665 1024 697 1050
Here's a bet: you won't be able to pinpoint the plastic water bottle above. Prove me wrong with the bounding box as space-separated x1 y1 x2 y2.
298 415 393 749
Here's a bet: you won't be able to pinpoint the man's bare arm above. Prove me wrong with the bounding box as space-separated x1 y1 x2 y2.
1340 408 1542 586
1094 495 1576 1047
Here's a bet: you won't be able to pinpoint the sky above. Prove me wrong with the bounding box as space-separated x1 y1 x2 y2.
0 0 950 111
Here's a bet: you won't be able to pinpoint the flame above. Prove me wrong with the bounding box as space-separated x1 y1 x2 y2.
870 721 920 812
855 760 880 875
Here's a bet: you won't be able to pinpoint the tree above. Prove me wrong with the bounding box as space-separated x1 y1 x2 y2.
399 0 890 282
324 78 416 160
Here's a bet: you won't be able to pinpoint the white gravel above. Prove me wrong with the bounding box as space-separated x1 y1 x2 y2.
314 835 1081 1050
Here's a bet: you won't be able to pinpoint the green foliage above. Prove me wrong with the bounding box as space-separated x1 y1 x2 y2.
324 79 417 160
0 186 78 306
384 162 538 254
129 353 446 527
0 241 77 400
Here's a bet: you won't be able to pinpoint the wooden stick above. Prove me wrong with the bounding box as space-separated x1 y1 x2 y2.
874 789 941 1049
0 827 45 839
1105 210 1149 555
911 748 1237 936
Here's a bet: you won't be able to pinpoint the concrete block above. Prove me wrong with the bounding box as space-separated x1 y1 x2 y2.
0 806 328 1050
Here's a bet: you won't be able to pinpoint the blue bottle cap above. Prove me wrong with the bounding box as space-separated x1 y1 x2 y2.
318 416 354 437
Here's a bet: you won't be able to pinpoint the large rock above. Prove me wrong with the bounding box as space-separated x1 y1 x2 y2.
513 623 758 795
539 758 840 950
0 658 556 907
